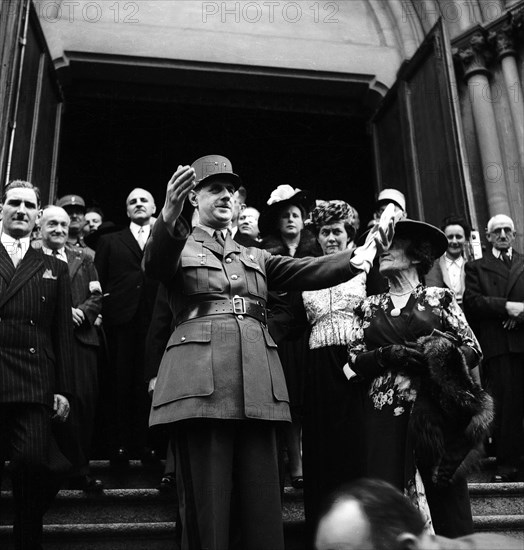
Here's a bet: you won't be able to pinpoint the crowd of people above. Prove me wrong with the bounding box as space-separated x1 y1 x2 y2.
0 155 523 550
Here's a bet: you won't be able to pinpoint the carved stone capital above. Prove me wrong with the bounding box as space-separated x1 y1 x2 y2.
454 33 492 80
488 22 516 60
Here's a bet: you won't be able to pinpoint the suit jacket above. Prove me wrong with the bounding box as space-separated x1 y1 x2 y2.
94 227 157 327
0 246 74 405
463 249 524 361
143 215 360 426
426 255 466 304
65 245 102 347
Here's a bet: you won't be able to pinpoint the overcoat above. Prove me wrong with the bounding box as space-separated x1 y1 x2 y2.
463 250 524 361
143 215 359 426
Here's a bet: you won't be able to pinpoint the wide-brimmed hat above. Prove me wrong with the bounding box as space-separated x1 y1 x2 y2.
394 219 448 257
258 185 314 237
191 155 241 190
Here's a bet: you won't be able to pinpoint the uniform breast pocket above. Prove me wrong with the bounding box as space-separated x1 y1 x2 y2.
181 255 224 295
239 257 267 299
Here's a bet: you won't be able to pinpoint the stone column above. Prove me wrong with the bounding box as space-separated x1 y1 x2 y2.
456 33 511 216
489 22 524 167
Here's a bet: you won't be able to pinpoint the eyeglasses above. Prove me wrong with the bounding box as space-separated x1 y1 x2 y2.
490 227 513 236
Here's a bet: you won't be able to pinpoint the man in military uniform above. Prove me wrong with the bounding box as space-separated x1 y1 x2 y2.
144 155 396 550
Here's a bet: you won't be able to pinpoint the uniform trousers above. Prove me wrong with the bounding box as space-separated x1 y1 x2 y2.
484 353 524 472
0 403 57 550
173 419 285 550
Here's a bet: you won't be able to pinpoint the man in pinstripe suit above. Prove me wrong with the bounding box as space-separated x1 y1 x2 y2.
0 180 74 550
40 205 103 492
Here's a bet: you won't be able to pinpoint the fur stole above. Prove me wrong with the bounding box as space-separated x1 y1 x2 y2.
260 228 321 258
409 334 494 486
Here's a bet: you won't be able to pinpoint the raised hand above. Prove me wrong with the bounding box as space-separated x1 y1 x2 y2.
162 165 197 225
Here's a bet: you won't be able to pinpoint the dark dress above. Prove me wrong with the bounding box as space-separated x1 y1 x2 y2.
260 230 321 420
302 273 367 542
348 285 482 537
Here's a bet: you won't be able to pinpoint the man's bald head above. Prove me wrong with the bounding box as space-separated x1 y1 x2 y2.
40 206 70 250
126 188 156 226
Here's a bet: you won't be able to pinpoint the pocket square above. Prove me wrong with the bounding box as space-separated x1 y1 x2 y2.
43 269 57 280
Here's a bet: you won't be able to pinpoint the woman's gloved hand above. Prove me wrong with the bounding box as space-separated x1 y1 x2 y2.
376 343 426 374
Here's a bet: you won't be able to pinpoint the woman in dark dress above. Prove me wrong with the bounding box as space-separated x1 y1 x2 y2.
260 185 321 488
347 220 491 537
301 200 366 542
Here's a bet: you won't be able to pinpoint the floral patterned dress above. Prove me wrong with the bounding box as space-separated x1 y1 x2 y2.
348 285 481 536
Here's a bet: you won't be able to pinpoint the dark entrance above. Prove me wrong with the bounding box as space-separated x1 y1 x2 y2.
55 58 379 230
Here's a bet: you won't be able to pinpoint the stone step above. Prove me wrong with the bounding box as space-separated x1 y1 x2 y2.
1 460 523 549
469 482 524 517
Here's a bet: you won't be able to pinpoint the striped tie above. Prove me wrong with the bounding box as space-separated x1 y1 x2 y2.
11 240 22 267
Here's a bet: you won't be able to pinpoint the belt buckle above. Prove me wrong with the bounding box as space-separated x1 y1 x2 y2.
232 295 246 315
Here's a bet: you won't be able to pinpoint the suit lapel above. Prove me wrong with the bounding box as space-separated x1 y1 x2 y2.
0 247 44 309
481 252 508 278
506 252 524 295
120 228 143 259
65 248 83 279
439 256 452 289
193 227 223 259
0 244 16 285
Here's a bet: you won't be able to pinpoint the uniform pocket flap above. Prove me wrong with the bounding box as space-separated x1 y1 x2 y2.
181 255 223 270
262 326 278 348
167 321 212 348
239 255 266 276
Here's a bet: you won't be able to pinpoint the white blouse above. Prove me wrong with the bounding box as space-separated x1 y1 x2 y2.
302 272 367 349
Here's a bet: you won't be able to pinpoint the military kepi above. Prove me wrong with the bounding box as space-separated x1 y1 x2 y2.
191 155 241 189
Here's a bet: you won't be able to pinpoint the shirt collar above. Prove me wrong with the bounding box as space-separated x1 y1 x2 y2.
492 247 512 259
444 254 464 266
129 222 150 237
196 223 230 238
42 245 68 262
1 233 31 258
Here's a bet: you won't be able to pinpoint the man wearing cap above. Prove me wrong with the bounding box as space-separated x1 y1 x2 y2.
94 188 159 465
464 214 524 482
143 155 399 550
56 194 94 259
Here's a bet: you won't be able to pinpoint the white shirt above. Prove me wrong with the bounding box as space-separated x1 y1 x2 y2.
443 254 464 297
42 245 68 263
1 233 31 264
492 247 513 260
130 222 151 247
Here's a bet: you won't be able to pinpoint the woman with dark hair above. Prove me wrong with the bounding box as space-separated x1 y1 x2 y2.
259 185 321 488
347 220 491 538
300 200 367 541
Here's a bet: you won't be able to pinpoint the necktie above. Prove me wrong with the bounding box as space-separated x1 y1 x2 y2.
137 227 146 250
52 249 66 263
11 240 22 268
214 230 226 248
501 251 511 268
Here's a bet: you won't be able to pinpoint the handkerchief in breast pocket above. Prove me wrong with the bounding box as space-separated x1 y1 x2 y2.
43 269 57 280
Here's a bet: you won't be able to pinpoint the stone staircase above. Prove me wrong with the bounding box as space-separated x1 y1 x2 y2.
1 459 523 549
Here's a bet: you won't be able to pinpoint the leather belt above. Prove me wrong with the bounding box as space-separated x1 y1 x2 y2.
176 296 267 326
